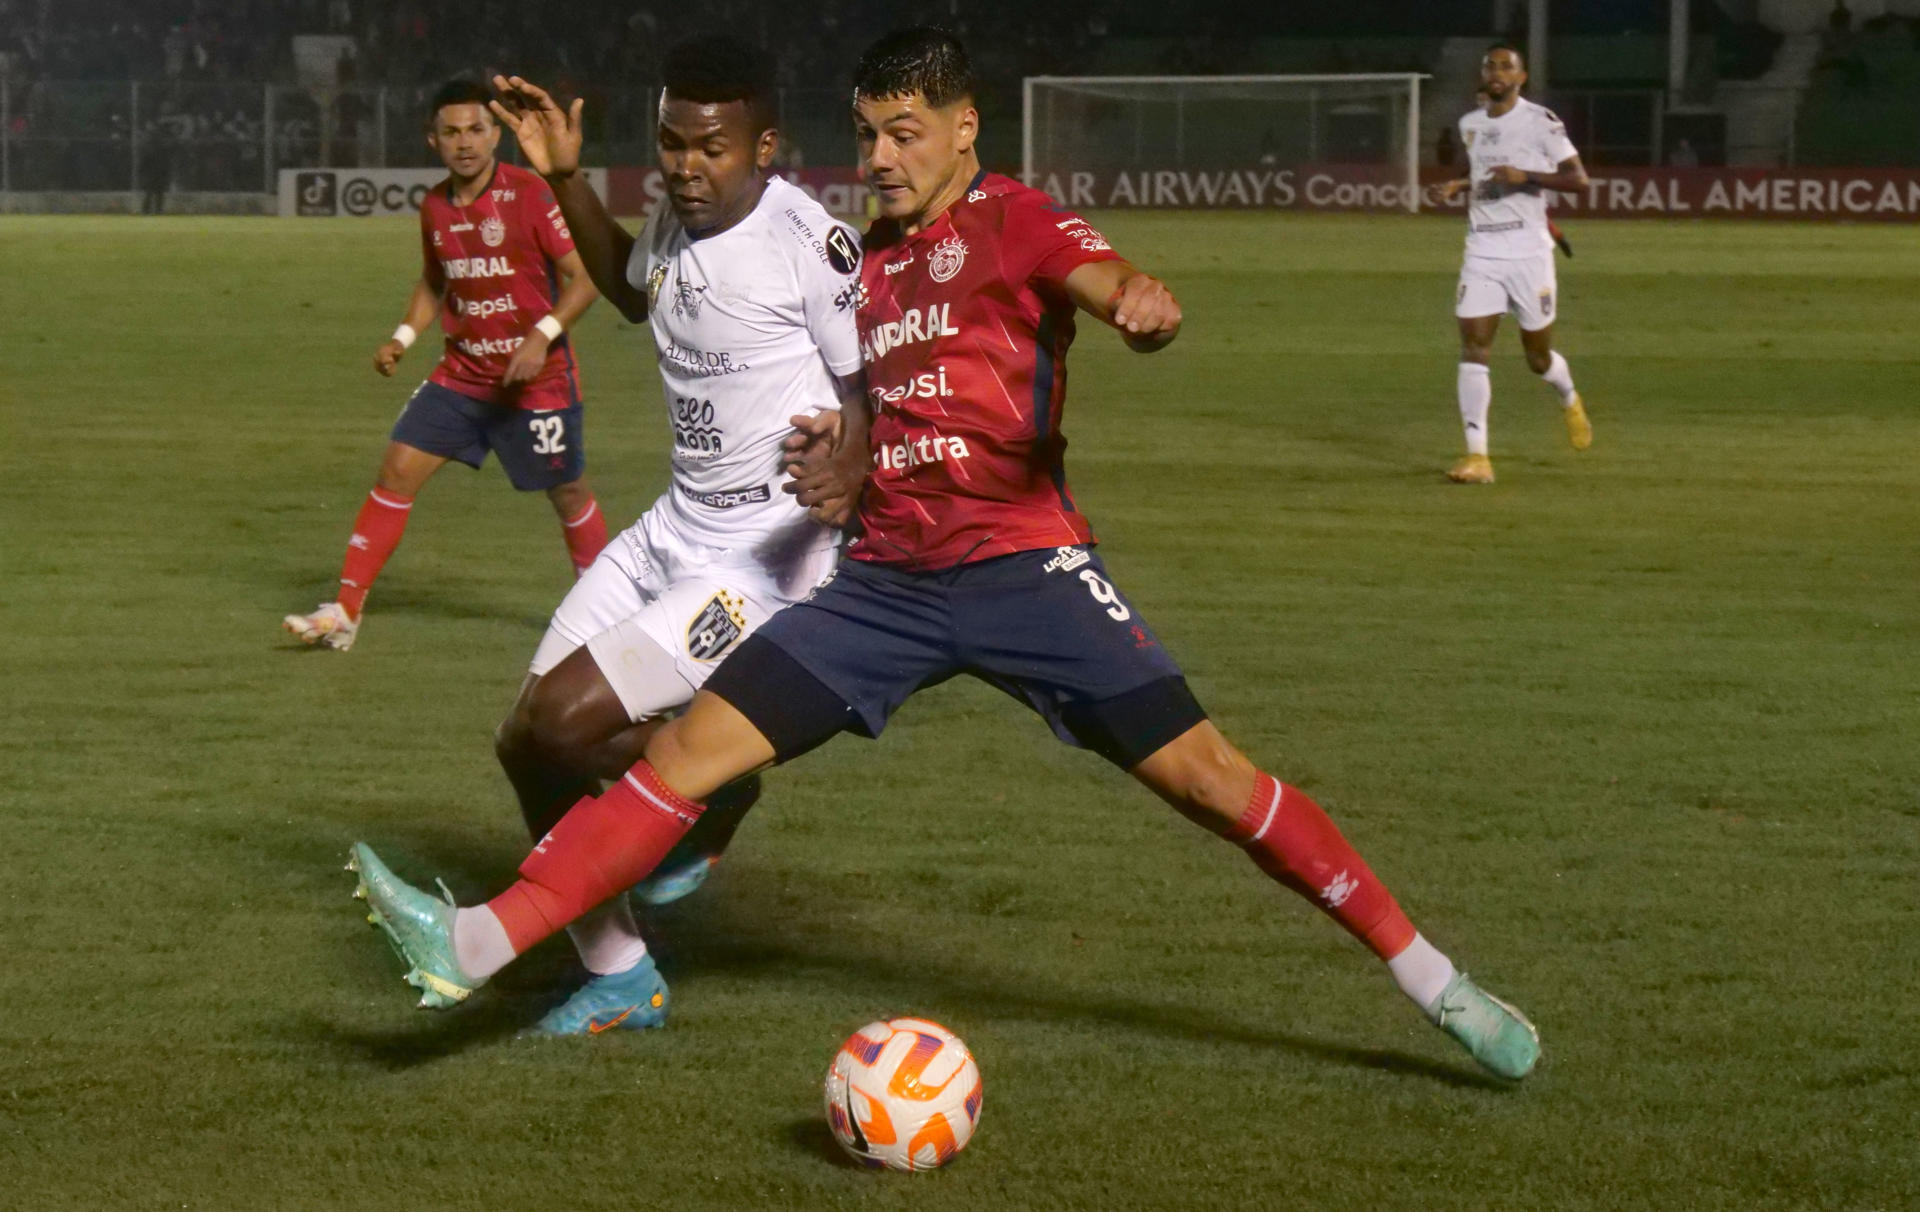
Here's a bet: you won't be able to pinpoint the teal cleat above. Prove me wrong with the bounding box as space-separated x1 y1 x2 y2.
631 853 717 907
526 955 670 1037
346 842 480 1010
1429 972 1541 1079
630 774 760 907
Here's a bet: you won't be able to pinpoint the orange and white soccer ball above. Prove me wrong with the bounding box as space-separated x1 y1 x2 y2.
823 1017 983 1171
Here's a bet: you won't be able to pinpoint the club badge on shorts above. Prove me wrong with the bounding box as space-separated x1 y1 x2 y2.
686 590 748 661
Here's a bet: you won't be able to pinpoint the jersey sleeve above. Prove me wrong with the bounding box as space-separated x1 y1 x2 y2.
623 203 663 297
418 206 445 292
1539 110 1578 165
529 178 576 261
1002 195 1124 292
794 219 864 379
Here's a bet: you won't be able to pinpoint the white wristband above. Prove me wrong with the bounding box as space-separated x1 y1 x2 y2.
534 314 565 342
391 323 418 350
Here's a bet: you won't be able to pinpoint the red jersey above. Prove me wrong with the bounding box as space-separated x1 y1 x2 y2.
418 160 581 410
849 172 1122 570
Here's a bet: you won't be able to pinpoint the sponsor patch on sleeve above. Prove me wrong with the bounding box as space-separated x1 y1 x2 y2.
826 225 860 275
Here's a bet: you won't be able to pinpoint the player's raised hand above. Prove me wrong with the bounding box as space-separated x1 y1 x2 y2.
489 75 584 178
1110 272 1181 350
373 339 407 376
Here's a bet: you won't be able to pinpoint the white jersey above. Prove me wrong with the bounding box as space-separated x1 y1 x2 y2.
626 175 864 545
1458 98 1578 259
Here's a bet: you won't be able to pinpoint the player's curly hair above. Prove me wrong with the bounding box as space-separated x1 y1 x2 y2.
853 26 975 108
429 79 493 122
663 35 778 135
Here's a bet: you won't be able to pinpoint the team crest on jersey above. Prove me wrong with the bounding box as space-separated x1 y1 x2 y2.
686 590 747 661
928 235 968 283
1463 130 1476 148
479 216 507 247
646 262 669 311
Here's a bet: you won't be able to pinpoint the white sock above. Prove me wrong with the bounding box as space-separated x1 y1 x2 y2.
1386 932 1458 1017
1539 350 1576 403
565 897 650 976
452 905 518 982
1457 363 1491 455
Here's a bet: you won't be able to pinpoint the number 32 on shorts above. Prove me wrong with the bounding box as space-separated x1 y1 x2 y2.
528 414 567 454
1080 569 1131 621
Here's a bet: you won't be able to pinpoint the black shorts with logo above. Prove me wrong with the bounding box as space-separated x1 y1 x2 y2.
705 545 1207 770
390 380 584 491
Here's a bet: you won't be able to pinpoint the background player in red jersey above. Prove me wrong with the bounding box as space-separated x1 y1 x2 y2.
347 30 1541 1081
284 80 605 652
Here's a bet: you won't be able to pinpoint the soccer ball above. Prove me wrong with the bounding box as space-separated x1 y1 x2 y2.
823 1017 983 1171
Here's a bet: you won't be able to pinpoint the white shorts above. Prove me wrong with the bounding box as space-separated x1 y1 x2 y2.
1455 252 1558 331
528 501 841 722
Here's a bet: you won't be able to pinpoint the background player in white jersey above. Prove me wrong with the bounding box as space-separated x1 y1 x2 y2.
1440 44 1593 484
483 37 867 1035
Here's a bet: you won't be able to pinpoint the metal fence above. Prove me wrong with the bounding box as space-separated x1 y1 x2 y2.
0 79 859 198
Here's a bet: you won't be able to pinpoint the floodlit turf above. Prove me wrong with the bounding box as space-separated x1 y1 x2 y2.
2 210 1916 1210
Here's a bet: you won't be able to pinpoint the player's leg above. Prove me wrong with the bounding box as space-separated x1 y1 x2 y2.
1518 319 1591 451
967 548 1538 1078
283 440 447 650
1452 258 1505 483
348 564 932 1006
1127 723 1539 1078
348 688 787 1013
497 646 674 1034
545 476 609 577
285 381 495 649
489 403 607 575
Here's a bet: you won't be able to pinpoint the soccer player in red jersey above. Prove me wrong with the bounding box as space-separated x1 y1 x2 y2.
284 80 605 652
348 31 1541 1080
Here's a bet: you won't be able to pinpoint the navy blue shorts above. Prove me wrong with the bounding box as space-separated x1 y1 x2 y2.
711 546 1208 769
390 380 585 492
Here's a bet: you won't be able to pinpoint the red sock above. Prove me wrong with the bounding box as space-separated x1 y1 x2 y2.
486 762 704 954
561 497 608 576
336 488 414 621
1228 772 1417 961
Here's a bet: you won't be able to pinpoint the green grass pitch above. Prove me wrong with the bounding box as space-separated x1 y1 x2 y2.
1 211 1915 1209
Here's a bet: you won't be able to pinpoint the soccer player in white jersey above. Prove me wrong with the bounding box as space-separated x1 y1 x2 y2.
1440 44 1593 484
481 37 868 1034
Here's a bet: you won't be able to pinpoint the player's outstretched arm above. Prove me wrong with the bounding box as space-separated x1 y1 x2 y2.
374 277 441 376
502 249 598 387
490 74 648 322
1064 260 1181 353
781 370 871 528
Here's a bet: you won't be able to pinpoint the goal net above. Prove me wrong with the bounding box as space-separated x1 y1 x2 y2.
1021 75 1425 212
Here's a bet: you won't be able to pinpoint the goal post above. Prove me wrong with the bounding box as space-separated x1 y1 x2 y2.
1022 74 1427 213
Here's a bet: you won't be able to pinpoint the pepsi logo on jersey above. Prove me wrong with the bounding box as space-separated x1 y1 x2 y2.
869 364 952 407
455 293 519 319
